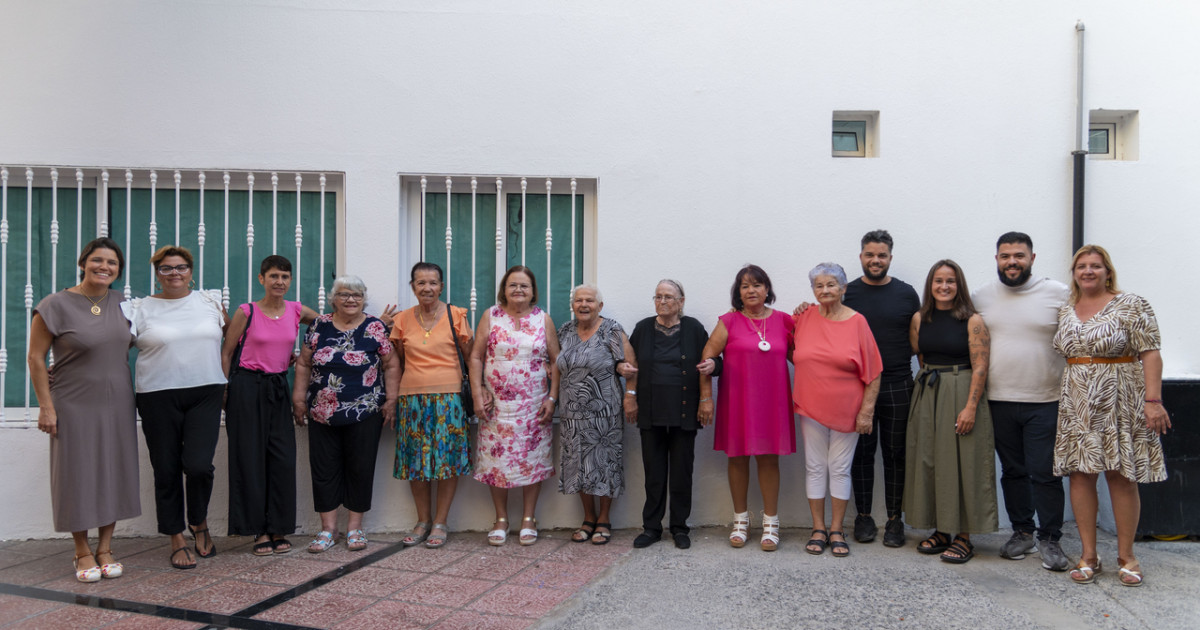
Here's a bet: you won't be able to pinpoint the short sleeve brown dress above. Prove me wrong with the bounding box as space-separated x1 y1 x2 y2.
35 289 140 532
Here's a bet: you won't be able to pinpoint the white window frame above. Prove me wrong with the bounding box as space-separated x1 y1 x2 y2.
1088 122 1116 160
1088 109 1139 161
832 110 880 158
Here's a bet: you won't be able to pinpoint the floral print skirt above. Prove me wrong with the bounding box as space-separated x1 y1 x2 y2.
394 393 472 481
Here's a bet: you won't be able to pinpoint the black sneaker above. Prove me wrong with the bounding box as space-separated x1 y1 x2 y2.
853 514 878 543
673 532 691 549
882 517 905 547
633 531 662 548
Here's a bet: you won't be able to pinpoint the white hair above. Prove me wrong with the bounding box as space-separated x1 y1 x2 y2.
572 283 603 303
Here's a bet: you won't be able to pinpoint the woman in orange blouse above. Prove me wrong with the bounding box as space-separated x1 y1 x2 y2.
390 262 474 549
792 262 883 557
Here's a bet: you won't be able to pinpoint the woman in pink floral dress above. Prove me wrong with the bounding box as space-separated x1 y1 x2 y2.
468 265 561 545
292 275 399 553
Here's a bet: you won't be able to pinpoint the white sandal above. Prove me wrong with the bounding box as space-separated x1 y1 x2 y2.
519 517 539 546
730 511 751 548
487 518 508 546
761 513 780 552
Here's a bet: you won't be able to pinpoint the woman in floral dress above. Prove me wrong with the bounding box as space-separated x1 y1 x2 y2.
1054 245 1169 587
468 265 561 546
292 275 399 553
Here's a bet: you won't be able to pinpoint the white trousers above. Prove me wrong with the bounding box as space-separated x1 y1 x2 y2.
801 415 859 500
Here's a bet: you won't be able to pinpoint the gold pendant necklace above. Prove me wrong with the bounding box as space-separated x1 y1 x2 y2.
416 307 438 344
82 290 108 316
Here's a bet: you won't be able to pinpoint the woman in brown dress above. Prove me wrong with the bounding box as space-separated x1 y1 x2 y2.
28 237 140 583
1054 245 1169 587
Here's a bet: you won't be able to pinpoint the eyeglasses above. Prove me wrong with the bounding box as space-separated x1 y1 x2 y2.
156 264 191 275
334 292 364 302
652 295 679 302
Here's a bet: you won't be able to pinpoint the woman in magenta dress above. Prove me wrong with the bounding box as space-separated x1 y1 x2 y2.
700 264 795 551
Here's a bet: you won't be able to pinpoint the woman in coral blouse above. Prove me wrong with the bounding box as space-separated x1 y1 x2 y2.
792 262 882 558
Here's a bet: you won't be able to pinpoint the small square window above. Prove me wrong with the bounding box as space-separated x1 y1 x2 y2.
832 111 878 158
1088 123 1115 160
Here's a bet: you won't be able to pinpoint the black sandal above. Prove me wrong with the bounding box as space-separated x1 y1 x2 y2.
806 529 829 555
271 537 293 554
917 531 952 555
252 538 275 556
572 520 597 543
170 546 197 570
829 531 850 558
591 523 612 545
190 525 217 559
941 536 975 564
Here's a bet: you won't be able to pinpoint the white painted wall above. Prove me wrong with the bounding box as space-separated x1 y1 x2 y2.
2 0 1196 539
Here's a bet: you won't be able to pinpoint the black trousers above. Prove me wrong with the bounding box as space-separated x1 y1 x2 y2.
640 426 696 535
308 414 384 513
990 400 1064 541
137 384 225 536
851 378 912 519
225 369 296 536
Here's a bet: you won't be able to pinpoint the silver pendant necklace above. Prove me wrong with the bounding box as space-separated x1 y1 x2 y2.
746 311 770 352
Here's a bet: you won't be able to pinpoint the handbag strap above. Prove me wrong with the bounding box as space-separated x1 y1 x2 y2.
447 303 468 377
230 302 255 374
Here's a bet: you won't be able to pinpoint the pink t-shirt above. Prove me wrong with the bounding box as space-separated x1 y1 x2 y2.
791 308 883 432
237 301 303 373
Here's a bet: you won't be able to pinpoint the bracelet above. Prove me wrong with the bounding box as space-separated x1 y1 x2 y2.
626 389 637 396
547 396 557 403
699 397 712 403
1145 399 1163 404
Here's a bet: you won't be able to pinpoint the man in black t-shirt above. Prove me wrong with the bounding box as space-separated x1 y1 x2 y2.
841 230 921 547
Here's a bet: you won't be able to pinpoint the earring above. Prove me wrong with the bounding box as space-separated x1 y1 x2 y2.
189 279 196 289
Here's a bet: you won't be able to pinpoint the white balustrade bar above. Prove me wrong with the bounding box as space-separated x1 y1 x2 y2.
0 165 342 428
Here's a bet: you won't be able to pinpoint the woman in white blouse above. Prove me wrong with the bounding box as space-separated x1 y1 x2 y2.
124 246 228 570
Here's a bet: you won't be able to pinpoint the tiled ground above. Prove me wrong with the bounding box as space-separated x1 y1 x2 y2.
0 529 633 629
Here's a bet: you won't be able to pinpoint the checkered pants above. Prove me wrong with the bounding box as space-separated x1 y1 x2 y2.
850 378 912 518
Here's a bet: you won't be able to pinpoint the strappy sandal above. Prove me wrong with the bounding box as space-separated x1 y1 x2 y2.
402 522 431 547
940 535 974 564
1117 558 1143 587
170 546 197 570
519 517 539 546
346 529 368 551
806 529 829 555
1070 558 1102 584
73 552 101 582
591 523 612 545
729 511 751 548
761 513 780 552
308 531 337 553
917 531 952 555
96 549 123 579
829 531 850 558
189 525 217 559
252 537 275 556
572 520 597 543
487 518 508 546
425 524 449 549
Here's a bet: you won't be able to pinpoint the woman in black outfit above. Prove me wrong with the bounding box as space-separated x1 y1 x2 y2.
626 280 719 550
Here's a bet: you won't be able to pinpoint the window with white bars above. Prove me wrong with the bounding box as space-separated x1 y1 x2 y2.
0 165 341 426
399 175 596 328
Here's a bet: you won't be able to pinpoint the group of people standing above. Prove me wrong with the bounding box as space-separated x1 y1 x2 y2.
29 230 1170 590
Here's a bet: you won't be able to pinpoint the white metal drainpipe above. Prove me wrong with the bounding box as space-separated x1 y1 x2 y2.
1072 20 1086 253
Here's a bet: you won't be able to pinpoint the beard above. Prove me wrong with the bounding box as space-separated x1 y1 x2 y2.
998 265 1032 287
862 263 889 281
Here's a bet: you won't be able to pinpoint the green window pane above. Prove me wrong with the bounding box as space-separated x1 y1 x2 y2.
833 131 860 152
1088 129 1110 154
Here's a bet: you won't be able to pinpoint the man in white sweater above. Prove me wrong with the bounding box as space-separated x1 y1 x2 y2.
972 232 1070 571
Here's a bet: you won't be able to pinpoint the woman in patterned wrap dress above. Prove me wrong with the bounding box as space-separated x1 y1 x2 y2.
469 265 561 546
556 284 636 545
1054 245 1170 588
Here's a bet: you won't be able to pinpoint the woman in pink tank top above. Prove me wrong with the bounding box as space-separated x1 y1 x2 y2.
220 255 319 555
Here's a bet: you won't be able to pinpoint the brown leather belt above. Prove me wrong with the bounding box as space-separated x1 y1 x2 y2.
1066 356 1136 365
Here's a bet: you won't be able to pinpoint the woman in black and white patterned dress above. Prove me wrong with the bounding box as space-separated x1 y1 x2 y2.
556 284 636 545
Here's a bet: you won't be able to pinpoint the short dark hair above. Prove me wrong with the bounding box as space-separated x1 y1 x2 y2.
861 229 894 251
730 264 776 310
918 259 977 322
498 265 538 306
78 237 124 281
996 231 1033 250
259 254 293 276
410 261 444 284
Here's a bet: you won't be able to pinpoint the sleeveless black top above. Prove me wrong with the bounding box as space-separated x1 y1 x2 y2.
918 308 970 365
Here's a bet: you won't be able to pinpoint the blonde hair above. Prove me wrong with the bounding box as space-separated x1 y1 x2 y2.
1069 244 1119 304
